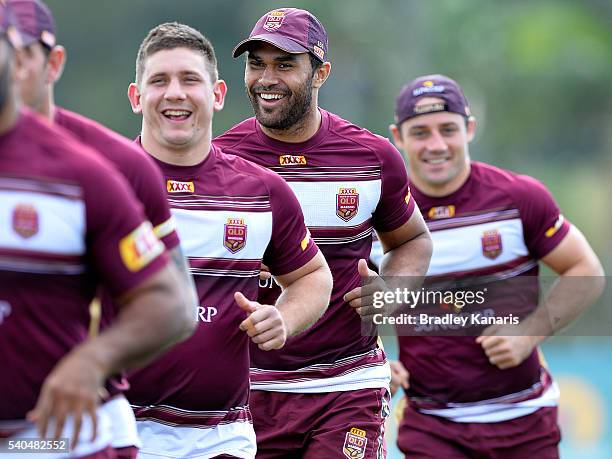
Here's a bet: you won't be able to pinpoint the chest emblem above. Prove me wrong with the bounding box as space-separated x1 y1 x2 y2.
481 229 502 259
337 188 359 222
428 205 455 219
167 180 194 193
12 204 39 239
224 218 247 253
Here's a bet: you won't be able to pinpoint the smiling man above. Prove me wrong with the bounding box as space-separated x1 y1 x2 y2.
124 22 332 459
214 8 432 459
387 74 604 459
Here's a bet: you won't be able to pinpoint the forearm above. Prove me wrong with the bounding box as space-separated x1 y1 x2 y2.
521 263 605 344
379 231 432 290
275 264 332 336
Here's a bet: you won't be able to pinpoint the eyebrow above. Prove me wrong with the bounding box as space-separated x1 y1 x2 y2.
248 53 299 63
409 121 459 131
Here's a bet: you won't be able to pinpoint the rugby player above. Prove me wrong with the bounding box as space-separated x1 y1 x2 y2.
214 8 432 458
387 74 604 458
0 4 196 458
8 2 198 456
124 22 332 458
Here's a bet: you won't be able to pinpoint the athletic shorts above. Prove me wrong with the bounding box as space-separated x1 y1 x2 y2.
397 401 560 459
250 388 390 459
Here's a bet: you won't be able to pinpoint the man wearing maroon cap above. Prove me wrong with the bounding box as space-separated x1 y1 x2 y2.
215 8 433 458
385 74 604 458
0 3 196 458
8 1 199 457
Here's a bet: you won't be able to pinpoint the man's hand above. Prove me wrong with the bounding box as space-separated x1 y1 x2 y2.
26 348 107 448
344 259 387 318
259 262 272 281
390 360 410 396
235 292 287 350
476 324 540 370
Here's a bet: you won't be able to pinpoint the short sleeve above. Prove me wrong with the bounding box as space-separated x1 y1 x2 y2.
262 172 319 276
513 175 571 259
83 154 168 297
371 141 415 232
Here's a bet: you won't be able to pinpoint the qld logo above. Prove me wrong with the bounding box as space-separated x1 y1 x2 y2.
481 229 502 259
263 10 285 31
342 427 368 459
12 204 39 239
336 188 359 222
224 217 247 254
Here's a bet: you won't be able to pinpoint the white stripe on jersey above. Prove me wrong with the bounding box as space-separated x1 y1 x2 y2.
419 382 559 423
286 180 382 228
136 418 256 459
172 208 272 260
251 359 391 393
428 218 528 276
0 191 85 255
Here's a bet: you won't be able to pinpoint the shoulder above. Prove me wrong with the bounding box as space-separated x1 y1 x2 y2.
213 117 258 150
475 161 553 202
325 110 402 162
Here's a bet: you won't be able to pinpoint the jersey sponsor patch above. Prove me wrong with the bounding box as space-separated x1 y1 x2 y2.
119 221 165 272
337 187 359 222
263 10 285 31
12 203 39 239
428 205 455 219
343 427 368 459
279 154 307 166
224 217 247 253
167 180 195 193
301 229 311 251
545 215 565 238
481 229 503 260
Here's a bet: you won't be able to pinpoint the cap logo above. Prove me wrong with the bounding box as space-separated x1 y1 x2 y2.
263 10 286 31
412 84 445 97
413 102 446 115
313 45 325 60
423 80 434 87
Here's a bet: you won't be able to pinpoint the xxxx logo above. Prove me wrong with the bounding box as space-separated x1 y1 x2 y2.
167 180 195 193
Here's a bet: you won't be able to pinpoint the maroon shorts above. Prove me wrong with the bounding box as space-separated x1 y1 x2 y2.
76 446 116 458
397 402 561 459
250 388 390 459
113 446 138 459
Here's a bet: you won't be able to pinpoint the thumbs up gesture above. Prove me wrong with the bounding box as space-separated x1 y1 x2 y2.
235 292 287 351
343 259 388 318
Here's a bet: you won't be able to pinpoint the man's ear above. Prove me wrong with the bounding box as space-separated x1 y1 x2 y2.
312 61 331 89
466 116 477 143
127 83 142 114
389 123 403 149
47 45 66 84
213 79 227 112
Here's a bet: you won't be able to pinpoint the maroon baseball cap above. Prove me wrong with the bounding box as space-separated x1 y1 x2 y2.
233 8 328 62
8 0 55 49
395 74 471 126
0 1 22 48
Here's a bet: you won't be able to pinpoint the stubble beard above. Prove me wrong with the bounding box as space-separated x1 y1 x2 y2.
247 77 313 131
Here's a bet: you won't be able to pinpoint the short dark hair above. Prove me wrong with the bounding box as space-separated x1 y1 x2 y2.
135 22 218 86
309 54 322 77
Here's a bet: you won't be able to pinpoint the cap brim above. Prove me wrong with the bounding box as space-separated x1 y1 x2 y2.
232 34 309 58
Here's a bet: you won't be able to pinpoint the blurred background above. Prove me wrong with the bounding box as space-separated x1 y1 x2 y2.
45 1 612 457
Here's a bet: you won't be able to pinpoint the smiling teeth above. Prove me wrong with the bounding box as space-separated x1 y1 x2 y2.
164 110 190 116
260 94 284 100
426 158 448 164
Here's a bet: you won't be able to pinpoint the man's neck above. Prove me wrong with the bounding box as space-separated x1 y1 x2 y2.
141 129 210 167
260 106 322 144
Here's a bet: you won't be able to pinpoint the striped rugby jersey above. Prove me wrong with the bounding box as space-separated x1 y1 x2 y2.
126 143 318 427
215 109 416 392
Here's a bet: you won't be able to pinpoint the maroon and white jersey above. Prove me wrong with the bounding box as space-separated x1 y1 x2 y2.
397 161 570 422
55 107 179 250
126 143 318 428
215 109 416 392
0 110 168 421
